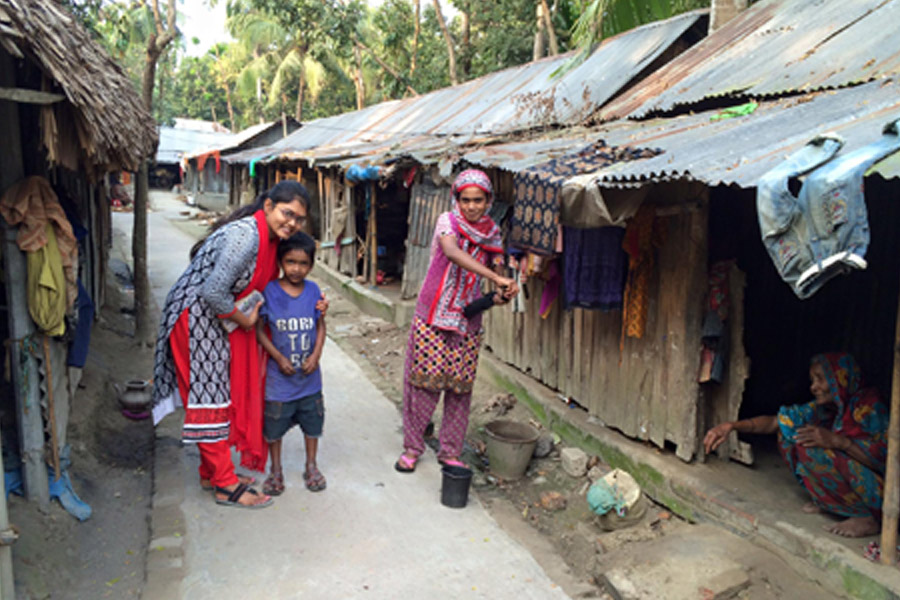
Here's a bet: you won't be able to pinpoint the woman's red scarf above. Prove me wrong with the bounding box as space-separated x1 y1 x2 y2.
228 210 278 472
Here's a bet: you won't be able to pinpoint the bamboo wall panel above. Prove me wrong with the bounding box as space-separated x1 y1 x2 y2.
400 181 453 299
319 173 356 276
484 205 708 461
707 265 753 464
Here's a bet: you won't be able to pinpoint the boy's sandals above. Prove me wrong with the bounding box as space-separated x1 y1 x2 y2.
262 472 285 496
214 484 273 509
394 452 419 473
200 473 256 492
303 467 327 492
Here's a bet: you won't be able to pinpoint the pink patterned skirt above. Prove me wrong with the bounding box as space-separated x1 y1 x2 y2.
405 316 483 394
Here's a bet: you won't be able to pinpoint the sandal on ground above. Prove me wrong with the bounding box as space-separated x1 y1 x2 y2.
214 483 273 509
303 467 327 492
394 452 418 473
439 457 467 468
201 473 256 491
262 472 285 496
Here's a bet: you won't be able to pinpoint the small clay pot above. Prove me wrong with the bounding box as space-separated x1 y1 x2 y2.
115 380 151 412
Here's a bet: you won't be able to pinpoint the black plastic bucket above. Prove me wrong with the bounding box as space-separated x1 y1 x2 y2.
440 465 473 508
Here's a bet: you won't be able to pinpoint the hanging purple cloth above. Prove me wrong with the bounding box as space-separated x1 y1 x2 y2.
563 226 627 310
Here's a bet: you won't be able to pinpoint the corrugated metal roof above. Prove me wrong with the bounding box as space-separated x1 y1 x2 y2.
186 120 298 160
600 0 900 121
462 135 596 173
223 10 704 167
157 126 234 164
588 78 900 188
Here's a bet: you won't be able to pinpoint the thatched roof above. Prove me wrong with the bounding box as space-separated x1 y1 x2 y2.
0 0 157 174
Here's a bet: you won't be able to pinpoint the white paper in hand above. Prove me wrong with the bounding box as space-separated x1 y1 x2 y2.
222 289 265 333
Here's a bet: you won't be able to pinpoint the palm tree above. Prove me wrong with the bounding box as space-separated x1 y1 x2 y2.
226 0 328 121
572 0 710 55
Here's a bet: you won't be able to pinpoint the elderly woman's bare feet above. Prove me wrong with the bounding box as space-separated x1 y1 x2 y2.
801 501 822 514
824 516 879 537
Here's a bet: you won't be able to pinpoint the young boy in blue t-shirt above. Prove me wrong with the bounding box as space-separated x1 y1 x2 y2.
256 232 327 495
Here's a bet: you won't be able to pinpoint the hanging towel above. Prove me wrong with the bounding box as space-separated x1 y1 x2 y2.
26 224 67 336
563 226 627 311
621 206 665 343
0 176 78 310
68 280 95 367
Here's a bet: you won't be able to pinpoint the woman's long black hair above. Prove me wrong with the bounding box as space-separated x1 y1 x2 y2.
189 180 310 259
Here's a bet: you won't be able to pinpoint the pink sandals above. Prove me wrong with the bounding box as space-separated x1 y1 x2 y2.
394 452 419 473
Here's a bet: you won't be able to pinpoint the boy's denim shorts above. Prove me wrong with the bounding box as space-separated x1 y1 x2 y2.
263 392 324 441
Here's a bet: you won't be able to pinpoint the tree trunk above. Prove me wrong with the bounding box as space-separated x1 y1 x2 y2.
709 0 748 32
140 46 159 112
224 84 235 133
133 0 177 346
295 45 306 121
353 44 365 110
156 54 167 120
431 0 458 85
540 0 559 55
410 0 421 78
533 2 545 60
132 161 152 344
461 4 470 79
354 37 418 96
134 42 159 345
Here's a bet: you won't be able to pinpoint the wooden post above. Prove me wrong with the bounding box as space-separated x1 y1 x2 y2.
317 170 324 241
2 224 48 507
0 48 49 508
41 336 61 480
0 426 14 600
880 291 900 564
369 182 378 286
0 51 19 598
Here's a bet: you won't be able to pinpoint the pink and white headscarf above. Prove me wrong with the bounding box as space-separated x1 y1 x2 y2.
450 169 502 250
427 169 503 333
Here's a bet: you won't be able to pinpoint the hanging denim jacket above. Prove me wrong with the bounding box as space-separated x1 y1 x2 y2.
757 119 900 299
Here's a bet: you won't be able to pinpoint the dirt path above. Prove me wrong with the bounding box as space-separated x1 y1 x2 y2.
320 277 846 600
8 276 154 600
5 189 846 599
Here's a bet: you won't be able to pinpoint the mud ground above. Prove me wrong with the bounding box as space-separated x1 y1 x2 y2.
9 278 154 599
5 200 844 599
321 277 844 600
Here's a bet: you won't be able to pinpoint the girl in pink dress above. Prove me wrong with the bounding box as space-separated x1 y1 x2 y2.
395 169 518 472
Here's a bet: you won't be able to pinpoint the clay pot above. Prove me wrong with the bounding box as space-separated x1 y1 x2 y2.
115 380 151 412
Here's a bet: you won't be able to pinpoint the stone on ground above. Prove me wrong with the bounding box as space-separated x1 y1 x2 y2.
561 447 588 477
587 465 606 482
533 432 555 458
540 491 567 511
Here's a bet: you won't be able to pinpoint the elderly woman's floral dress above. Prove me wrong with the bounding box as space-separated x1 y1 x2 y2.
777 353 888 519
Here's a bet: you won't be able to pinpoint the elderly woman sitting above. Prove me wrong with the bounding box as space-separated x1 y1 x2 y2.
704 353 888 537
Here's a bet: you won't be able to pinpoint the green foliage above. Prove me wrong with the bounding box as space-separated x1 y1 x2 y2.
573 0 709 48
66 0 704 133
158 52 231 126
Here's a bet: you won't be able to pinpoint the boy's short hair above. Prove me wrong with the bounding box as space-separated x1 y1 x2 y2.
278 231 316 263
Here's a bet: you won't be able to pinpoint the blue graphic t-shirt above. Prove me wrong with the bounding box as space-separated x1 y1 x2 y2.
260 279 322 402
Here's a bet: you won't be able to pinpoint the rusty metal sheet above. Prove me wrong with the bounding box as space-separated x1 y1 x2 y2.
601 0 900 121
224 11 703 167
590 78 900 188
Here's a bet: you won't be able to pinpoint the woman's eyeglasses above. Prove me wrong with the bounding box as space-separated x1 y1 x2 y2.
279 207 307 226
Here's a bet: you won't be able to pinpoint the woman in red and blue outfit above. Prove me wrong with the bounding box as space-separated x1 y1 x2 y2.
704 352 888 537
395 169 518 473
152 181 312 508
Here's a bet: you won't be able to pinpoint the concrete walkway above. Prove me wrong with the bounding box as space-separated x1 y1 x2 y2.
118 193 570 600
